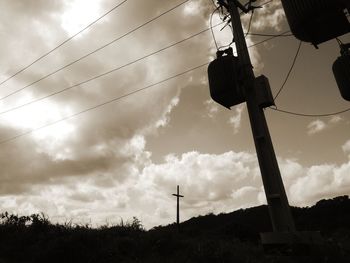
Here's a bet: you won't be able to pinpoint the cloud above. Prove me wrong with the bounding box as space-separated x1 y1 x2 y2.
329 115 342 124
228 104 245 133
307 120 326 135
0 0 348 231
1 141 350 229
137 150 263 225
60 0 104 36
289 161 350 206
307 116 343 135
0 149 262 228
247 1 285 31
0 0 196 192
136 150 350 227
342 140 350 155
204 99 219 118
155 96 180 128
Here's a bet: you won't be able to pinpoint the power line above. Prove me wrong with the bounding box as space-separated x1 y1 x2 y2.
215 0 283 49
0 0 190 101
210 7 221 50
217 29 291 52
0 27 288 116
0 0 128 87
258 0 274 7
268 106 350 117
243 1 289 38
245 30 292 49
0 63 209 145
244 9 254 37
0 26 216 116
237 0 274 15
273 40 302 101
247 32 292 37
0 27 291 144
210 0 281 51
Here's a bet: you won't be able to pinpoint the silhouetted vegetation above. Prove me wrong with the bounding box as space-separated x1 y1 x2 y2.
1 196 349 262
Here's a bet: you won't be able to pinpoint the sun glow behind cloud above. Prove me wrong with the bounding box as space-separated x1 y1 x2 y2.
61 0 103 36
183 1 201 16
1 98 75 158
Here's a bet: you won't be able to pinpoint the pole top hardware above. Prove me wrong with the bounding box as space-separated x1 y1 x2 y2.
218 0 261 14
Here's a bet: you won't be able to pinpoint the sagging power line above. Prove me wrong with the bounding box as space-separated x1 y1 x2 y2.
0 0 128 87
0 27 290 117
273 40 302 101
0 62 209 145
247 32 293 37
1 0 345 147
0 0 190 101
268 106 350 117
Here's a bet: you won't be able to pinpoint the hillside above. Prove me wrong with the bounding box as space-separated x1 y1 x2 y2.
0 196 349 262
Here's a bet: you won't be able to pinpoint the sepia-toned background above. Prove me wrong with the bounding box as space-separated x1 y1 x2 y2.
0 0 349 228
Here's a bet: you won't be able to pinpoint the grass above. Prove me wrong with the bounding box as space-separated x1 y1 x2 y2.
0 196 349 262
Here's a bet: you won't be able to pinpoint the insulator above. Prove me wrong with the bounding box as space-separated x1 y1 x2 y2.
333 52 350 101
207 54 245 109
281 0 350 47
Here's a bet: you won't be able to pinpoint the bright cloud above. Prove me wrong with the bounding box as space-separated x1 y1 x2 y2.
289 162 350 206
343 140 350 155
249 1 285 31
61 0 103 36
204 99 219 118
228 104 245 133
330 115 342 124
307 119 326 135
183 0 201 16
1 145 350 229
307 116 343 135
155 96 180 128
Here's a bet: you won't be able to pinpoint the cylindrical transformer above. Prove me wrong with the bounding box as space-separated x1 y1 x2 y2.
207 54 245 109
333 52 350 101
281 0 350 46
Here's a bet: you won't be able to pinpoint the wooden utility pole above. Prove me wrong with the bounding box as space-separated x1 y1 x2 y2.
172 185 184 226
227 0 295 233
220 0 321 246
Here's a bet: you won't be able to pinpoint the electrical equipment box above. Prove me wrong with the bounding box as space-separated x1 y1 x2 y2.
254 75 275 108
333 51 350 101
281 0 350 47
207 49 245 109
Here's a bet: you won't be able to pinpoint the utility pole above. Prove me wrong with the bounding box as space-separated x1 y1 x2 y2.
219 0 321 246
172 185 184 227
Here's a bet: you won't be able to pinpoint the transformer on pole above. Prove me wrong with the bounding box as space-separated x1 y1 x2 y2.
281 0 350 48
333 42 350 101
280 1 350 102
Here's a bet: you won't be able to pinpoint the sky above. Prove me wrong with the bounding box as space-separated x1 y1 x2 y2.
0 0 349 229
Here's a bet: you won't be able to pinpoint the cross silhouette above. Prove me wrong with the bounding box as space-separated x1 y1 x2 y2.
172 185 184 226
